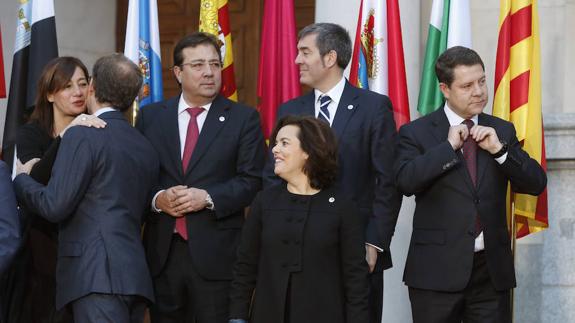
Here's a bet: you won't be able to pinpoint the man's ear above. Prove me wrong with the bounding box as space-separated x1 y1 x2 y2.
439 82 450 100
173 65 182 84
323 50 338 68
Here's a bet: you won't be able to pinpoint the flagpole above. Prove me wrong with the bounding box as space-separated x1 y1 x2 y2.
131 101 139 126
510 201 516 322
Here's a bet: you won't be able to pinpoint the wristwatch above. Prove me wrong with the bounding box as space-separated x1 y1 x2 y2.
205 193 214 210
491 140 508 158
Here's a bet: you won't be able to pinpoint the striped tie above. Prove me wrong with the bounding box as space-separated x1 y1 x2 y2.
317 95 332 124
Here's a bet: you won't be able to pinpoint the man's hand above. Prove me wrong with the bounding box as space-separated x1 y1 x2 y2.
155 185 188 217
447 124 469 150
173 188 209 214
470 125 502 154
366 244 378 273
15 158 40 176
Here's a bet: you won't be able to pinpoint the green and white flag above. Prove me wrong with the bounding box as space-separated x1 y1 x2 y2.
417 0 472 116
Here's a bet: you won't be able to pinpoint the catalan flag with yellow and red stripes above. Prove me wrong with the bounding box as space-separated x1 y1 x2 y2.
199 0 238 101
493 0 548 238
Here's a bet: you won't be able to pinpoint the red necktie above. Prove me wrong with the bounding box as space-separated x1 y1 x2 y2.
462 119 482 237
176 107 204 240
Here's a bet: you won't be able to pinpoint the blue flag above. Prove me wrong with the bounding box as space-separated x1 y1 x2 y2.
124 0 163 107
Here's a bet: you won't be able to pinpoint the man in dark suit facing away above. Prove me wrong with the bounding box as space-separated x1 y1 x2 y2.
394 46 547 323
13 53 159 323
263 23 402 323
136 32 265 323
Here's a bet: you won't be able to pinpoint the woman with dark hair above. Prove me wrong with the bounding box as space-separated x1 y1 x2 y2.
229 115 369 323
4 56 105 323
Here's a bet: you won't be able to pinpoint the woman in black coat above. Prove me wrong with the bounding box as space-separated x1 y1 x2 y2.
2 57 105 323
229 115 369 323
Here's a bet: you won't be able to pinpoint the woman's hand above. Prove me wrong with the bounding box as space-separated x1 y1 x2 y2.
15 158 40 176
60 114 107 137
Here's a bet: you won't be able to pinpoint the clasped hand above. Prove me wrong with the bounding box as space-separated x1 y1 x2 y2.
155 185 209 217
447 124 503 154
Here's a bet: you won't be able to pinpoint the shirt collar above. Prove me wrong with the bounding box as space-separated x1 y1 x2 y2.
443 102 479 126
93 107 116 117
314 76 346 106
178 95 212 115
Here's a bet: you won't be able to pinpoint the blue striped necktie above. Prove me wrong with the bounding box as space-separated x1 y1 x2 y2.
317 95 332 124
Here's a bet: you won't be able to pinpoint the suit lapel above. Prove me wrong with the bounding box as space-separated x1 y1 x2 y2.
184 95 229 175
430 109 476 193
331 82 358 138
161 97 185 178
476 113 491 189
299 92 315 116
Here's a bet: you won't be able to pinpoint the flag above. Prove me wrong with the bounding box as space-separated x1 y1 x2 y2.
417 0 472 116
349 0 410 129
257 0 300 139
493 0 547 238
0 27 6 99
124 0 164 107
2 0 58 164
199 0 237 101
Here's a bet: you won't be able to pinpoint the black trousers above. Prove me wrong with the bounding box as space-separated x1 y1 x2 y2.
150 234 230 323
72 293 146 323
409 251 511 323
369 255 384 323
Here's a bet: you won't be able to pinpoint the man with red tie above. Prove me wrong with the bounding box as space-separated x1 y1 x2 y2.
394 46 546 323
136 32 265 323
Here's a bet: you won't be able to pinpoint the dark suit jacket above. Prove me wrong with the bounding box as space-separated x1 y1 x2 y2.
14 110 158 309
394 108 547 292
136 94 266 280
229 185 369 323
0 161 21 274
263 82 402 270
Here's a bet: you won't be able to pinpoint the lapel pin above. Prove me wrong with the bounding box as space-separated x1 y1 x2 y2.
219 116 225 122
328 197 335 203
347 105 354 110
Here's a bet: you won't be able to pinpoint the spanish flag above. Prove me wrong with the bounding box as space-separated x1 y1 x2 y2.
199 0 237 101
493 0 548 238
349 0 410 129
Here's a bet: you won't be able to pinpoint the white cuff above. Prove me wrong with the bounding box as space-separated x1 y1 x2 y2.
366 243 384 253
151 190 165 213
495 152 508 164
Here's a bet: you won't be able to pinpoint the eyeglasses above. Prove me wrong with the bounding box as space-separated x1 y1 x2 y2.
178 61 222 71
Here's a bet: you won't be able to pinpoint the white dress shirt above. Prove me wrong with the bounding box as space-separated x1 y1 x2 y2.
443 103 508 252
151 96 213 213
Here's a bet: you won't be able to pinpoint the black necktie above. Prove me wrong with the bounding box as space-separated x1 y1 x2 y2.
317 95 332 124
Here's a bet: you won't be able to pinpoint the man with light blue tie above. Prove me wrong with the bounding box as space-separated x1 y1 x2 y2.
262 22 402 323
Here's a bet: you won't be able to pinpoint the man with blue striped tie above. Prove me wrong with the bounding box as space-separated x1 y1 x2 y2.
262 22 402 323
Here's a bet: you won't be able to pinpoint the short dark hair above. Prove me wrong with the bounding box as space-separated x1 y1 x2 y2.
173 32 222 67
435 46 485 87
30 56 89 134
270 115 338 190
92 53 143 112
298 23 352 70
